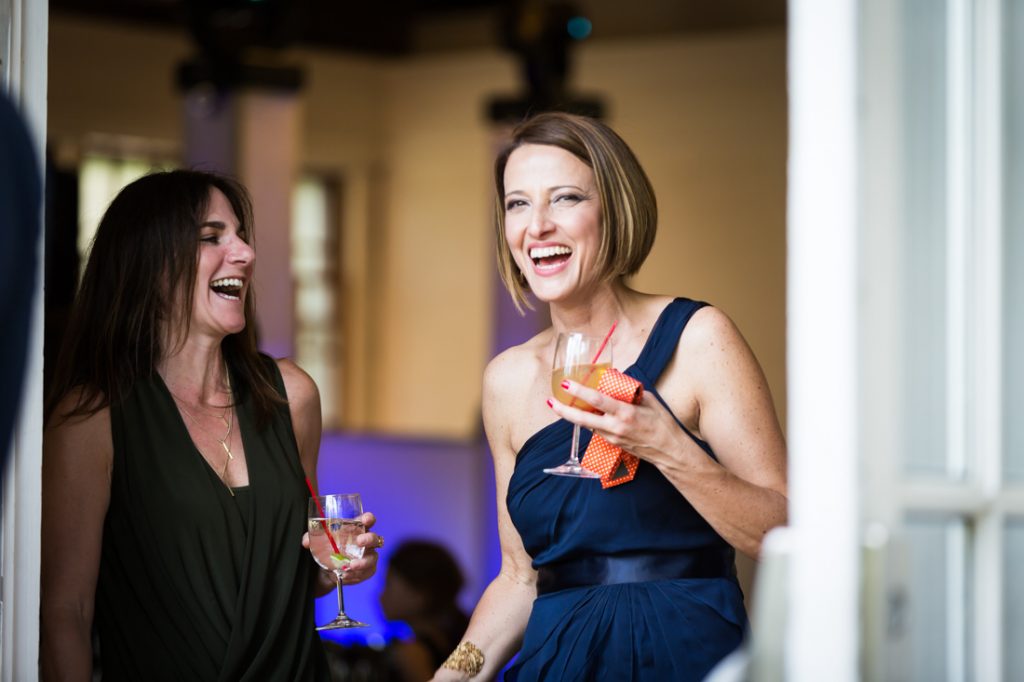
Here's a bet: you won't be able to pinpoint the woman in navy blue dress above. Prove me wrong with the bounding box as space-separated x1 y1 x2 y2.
432 113 788 681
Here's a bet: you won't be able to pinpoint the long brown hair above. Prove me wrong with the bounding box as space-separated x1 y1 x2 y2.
46 169 284 425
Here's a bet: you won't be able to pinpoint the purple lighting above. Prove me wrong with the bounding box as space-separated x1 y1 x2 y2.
313 431 495 646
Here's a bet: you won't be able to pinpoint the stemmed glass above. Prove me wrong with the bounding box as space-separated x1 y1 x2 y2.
307 493 368 629
544 332 613 478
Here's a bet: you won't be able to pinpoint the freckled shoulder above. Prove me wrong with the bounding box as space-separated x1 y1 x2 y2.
672 305 769 414
676 305 752 367
657 305 745 431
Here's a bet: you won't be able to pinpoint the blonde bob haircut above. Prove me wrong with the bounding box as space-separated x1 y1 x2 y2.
493 112 657 312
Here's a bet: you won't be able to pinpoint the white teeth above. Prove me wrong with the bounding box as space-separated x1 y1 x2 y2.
210 277 243 288
529 246 572 259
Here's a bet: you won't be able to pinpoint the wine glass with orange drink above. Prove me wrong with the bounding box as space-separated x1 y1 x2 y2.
544 332 613 477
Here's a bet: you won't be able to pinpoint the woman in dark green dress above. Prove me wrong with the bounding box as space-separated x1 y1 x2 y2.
40 170 381 681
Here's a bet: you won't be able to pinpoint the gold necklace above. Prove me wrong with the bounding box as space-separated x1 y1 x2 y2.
172 394 231 425
171 387 237 497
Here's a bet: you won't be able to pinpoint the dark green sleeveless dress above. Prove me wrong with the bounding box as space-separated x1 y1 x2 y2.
97 357 329 681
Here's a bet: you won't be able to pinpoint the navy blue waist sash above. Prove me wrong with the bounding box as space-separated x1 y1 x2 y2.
535 548 735 596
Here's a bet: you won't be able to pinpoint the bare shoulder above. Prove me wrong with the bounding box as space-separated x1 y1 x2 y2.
659 305 770 432
483 332 550 411
482 345 529 440
275 357 320 409
680 305 747 352
676 304 778 422
275 358 322 472
482 334 549 457
483 343 533 400
675 305 764 377
44 389 113 480
46 390 112 449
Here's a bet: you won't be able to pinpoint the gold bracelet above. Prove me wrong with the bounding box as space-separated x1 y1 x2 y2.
441 640 485 677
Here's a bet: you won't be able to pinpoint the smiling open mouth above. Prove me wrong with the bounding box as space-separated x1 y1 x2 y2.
530 245 572 268
210 277 244 300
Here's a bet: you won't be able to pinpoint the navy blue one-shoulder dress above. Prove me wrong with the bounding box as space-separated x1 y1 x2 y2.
505 298 747 681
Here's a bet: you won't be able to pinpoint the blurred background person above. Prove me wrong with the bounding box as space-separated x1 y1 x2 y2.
40 170 380 681
380 540 470 682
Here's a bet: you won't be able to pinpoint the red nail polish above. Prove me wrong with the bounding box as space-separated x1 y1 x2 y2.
546 398 553 408
560 380 569 390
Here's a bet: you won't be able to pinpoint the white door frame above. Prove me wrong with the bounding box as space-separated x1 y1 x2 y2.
787 1 1019 680
786 1 861 679
1 0 47 679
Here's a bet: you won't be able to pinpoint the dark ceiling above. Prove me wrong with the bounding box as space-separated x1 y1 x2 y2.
50 0 490 56
50 0 786 57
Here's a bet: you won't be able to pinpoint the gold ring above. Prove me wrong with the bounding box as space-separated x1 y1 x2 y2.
375 535 384 549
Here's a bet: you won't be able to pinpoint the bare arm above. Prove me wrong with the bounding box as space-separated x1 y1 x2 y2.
669 307 788 556
280 359 379 592
551 307 788 559
40 397 112 682
432 353 538 681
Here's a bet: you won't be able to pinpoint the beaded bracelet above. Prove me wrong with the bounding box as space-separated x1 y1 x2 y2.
441 640 485 677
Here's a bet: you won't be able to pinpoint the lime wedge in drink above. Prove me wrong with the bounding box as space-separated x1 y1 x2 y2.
330 553 350 570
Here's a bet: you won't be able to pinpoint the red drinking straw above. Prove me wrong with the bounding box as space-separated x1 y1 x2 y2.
590 321 617 365
569 321 617 409
305 477 342 556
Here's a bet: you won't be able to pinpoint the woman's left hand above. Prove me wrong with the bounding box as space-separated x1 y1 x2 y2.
548 380 690 471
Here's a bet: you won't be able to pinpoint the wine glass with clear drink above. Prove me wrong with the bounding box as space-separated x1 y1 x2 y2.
308 493 368 629
544 332 613 478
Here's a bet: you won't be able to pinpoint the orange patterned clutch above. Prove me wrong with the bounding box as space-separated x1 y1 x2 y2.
580 369 643 488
